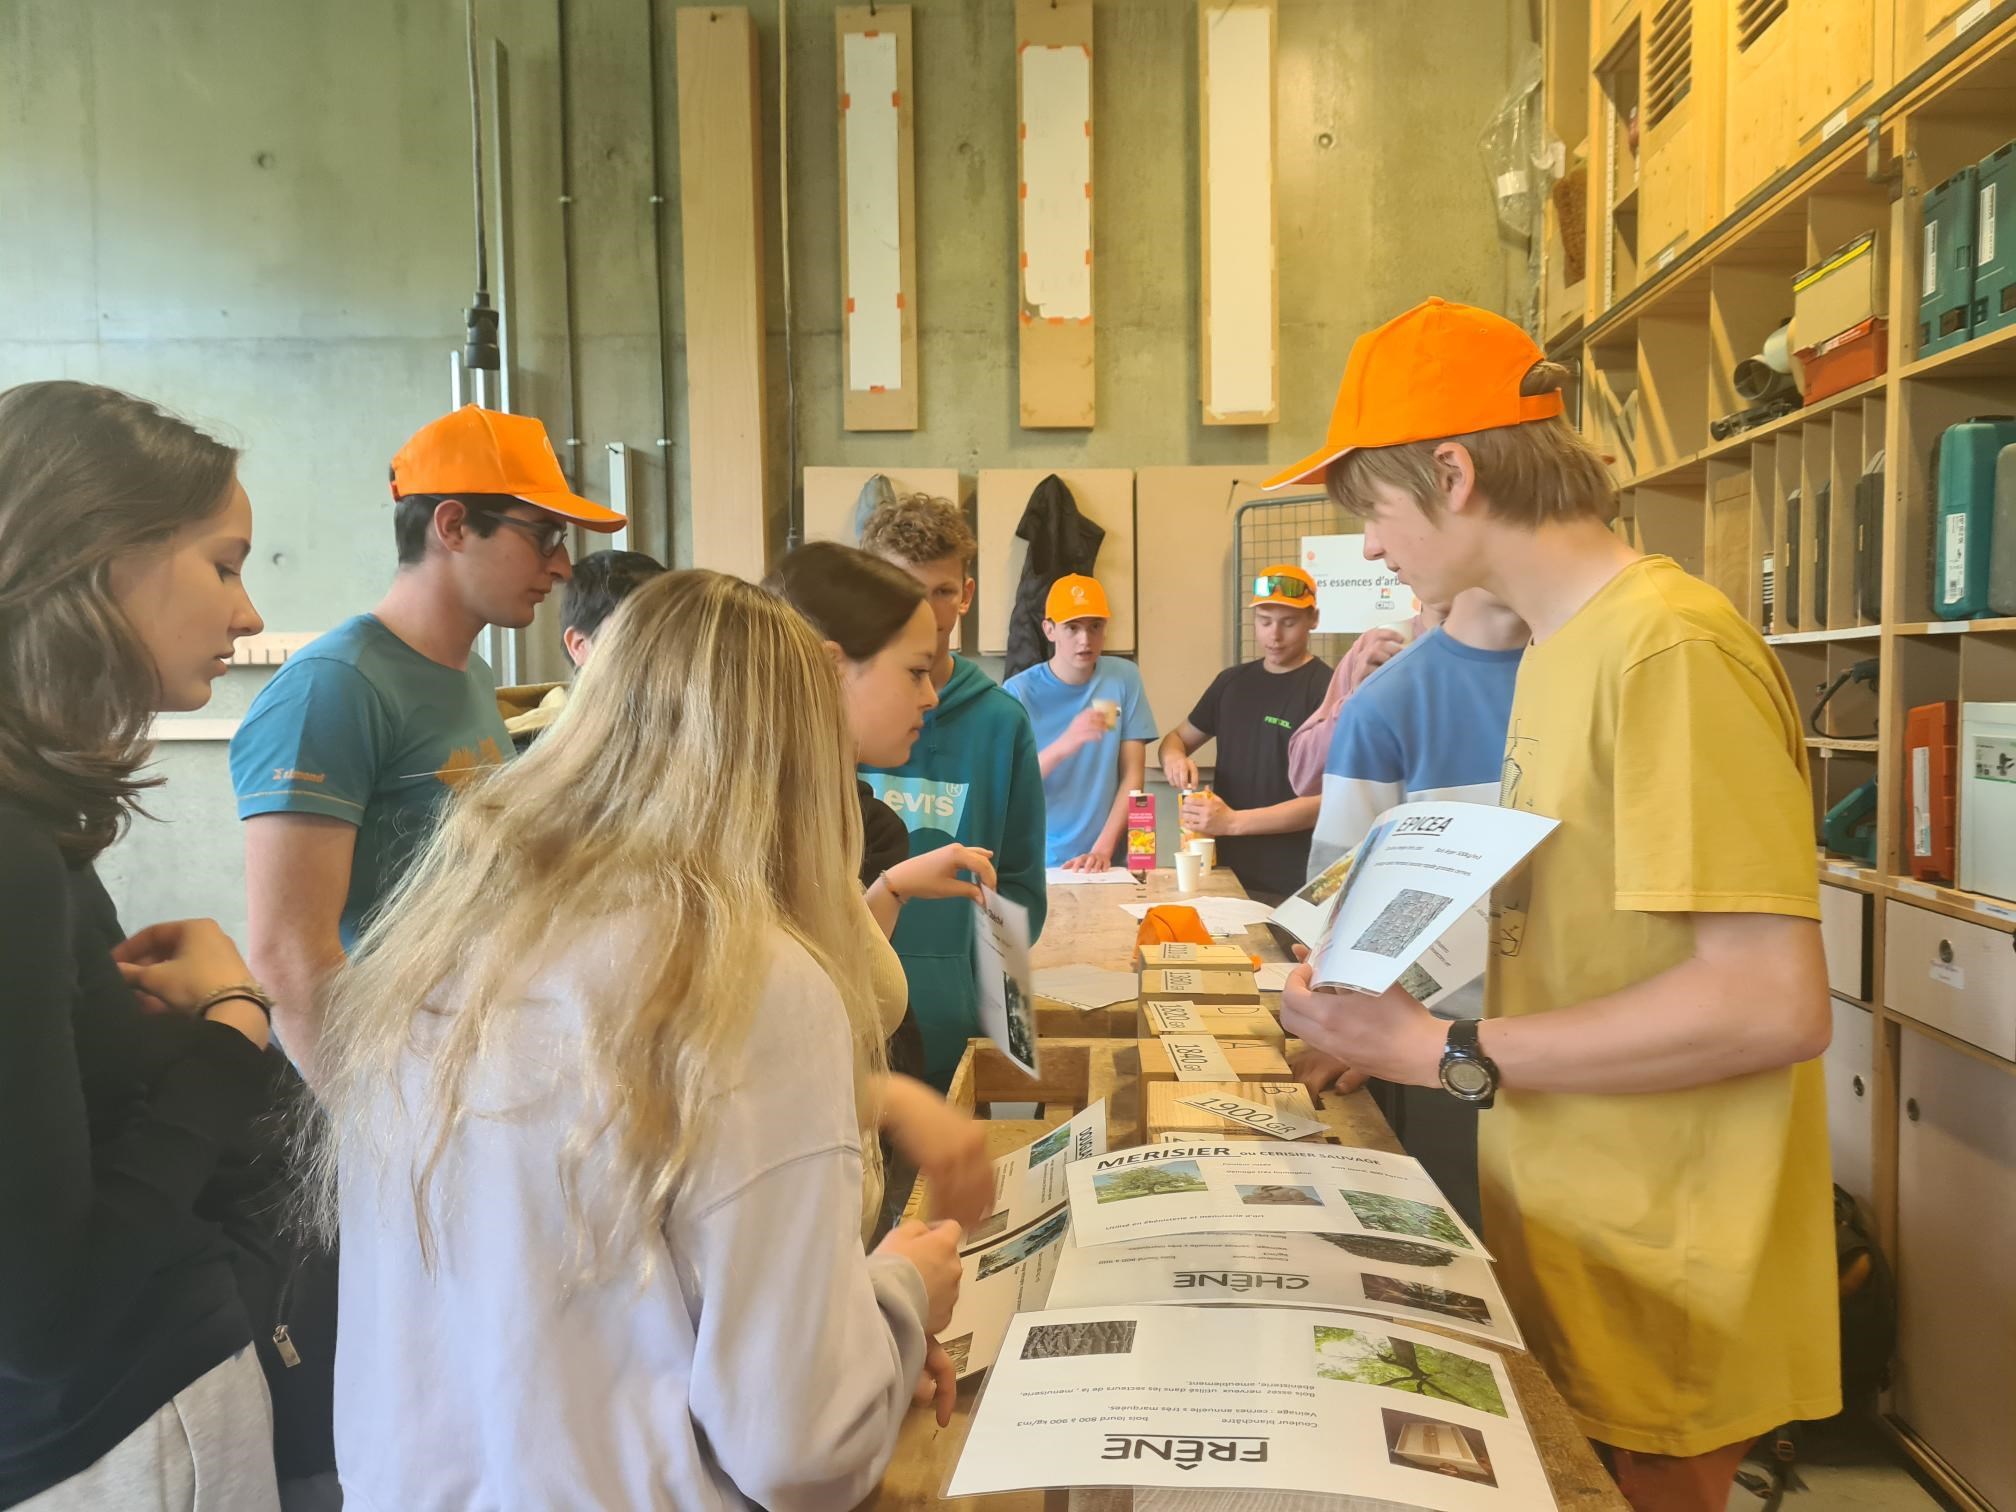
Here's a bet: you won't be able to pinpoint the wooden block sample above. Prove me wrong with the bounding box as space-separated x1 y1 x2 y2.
1198 0 1278 424
676 6 772 580
975 467 1135 653
1137 941 1256 968
1142 1000 1283 1043
1015 0 1094 428
1147 1079 1321 1140
835 6 919 430
1139 1036 1290 1084
1140 967 1262 1005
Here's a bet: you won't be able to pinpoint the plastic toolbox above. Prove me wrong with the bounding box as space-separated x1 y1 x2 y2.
1919 164 1977 360
1932 417 2016 620
1971 140 2016 341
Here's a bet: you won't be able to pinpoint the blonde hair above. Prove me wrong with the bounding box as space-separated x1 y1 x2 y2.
1327 362 1616 527
297 570 884 1277
860 492 977 569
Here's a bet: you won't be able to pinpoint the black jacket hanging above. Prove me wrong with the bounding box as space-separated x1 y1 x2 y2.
1004 473 1104 679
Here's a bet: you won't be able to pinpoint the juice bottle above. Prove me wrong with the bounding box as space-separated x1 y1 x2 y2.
1126 790 1157 878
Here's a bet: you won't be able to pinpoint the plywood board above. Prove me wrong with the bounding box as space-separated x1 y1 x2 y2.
836 8 919 430
975 468 1135 654
801 465 966 650
1199 0 1278 424
1016 0 1095 428
1134 465 1270 761
676 7 771 579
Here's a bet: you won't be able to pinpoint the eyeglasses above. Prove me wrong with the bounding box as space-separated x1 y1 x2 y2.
1253 573 1314 601
491 514 570 559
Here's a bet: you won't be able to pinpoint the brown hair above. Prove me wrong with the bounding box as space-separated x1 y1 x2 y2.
765 540 927 662
859 492 977 570
0 381 241 860
1326 362 1616 527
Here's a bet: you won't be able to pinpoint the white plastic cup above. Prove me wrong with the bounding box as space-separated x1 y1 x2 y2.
1175 850 1203 893
1189 836 1216 874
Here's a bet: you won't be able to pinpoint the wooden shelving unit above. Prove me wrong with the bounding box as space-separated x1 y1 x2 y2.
1550 6 2016 1509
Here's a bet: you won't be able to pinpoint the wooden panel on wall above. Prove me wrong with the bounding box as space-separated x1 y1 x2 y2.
1723 0 1799 212
836 7 919 430
976 469 1134 654
676 7 771 579
801 465 966 649
1795 0 1880 144
1134 466 1271 760
1015 0 1095 429
1199 0 1278 425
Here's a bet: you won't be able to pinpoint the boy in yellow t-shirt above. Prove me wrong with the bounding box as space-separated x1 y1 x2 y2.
1269 299 1839 1511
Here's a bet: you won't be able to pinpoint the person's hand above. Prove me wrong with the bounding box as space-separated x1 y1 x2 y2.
1062 707 1111 754
112 920 269 1050
1279 962 1444 1088
1355 627 1406 675
913 1339 959 1426
1060 851 1113 874
886 845 996 904
875 1217 964 1335
1162 750 1201 791
1179 789 1238 838
1290 1047 1370 1099
881 1076 994 1230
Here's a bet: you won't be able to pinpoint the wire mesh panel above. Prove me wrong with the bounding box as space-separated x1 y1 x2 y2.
1233 492 1361 665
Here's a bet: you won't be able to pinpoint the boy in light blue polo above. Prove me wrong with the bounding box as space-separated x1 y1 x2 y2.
1004 574 1158 871
1300 587 1527 1228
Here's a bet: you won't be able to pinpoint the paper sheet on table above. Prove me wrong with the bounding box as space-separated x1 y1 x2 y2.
1065 1142 1489 1257
1045 866 1141 886
973 886 1039 1077
1046 1225 1522 1349
947 1305 1553 1506
938 1207 1074 1380
1254 961 1295 992
1307 802 1554 996
1118 895 1277 938
960 1102 1109 1254
1032 965 1139 1011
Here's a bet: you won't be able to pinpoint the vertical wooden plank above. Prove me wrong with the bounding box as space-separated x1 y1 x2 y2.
1016 0 1095 429
1199 0 1278 425
676 6 771 579
836 6 919 431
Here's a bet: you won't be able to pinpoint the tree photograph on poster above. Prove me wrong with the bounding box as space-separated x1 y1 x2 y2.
1092 1161 1209 1204
1311 1327 1507 1417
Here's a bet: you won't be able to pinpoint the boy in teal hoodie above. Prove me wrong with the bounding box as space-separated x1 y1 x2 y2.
859 494 1049 1087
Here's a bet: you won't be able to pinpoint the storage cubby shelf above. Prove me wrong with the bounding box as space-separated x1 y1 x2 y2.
1768 626 1882 644
1895 617 2016 636
1899 320 2016 381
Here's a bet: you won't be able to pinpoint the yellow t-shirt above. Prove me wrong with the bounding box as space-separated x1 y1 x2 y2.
1485 555 1840 1456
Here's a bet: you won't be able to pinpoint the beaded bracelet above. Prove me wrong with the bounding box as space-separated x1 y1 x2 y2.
192 983 275 1024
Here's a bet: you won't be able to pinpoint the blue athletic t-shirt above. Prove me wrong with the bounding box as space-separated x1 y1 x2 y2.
229 614 513 949
1003 656 1158 866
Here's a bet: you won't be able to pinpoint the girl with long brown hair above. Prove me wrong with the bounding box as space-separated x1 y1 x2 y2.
0 381 277 1510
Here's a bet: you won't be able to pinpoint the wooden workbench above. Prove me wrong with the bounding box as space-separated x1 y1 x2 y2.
864 867 1626 1511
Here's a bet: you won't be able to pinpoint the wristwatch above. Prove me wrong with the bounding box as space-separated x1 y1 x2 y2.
1437 1019 1500 1109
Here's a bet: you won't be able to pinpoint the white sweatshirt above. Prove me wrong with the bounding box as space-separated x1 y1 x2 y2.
333 922 929 1511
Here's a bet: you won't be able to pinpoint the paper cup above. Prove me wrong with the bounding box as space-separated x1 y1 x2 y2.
1189 836 1216 874
1175 851 1203 893
1092 699 1120 730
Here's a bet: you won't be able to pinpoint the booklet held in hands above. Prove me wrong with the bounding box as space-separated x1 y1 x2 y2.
1303 801 1554 998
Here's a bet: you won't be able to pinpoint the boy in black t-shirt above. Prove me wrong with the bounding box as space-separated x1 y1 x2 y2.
1158 564 1330 903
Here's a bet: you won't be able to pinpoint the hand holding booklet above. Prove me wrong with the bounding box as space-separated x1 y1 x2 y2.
1270 800 1555 1001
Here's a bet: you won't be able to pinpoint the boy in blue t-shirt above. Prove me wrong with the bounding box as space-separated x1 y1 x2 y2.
1298 587 1526 1229
1004 575 1158 871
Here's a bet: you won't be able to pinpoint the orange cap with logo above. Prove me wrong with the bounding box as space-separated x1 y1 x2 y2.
1044 574 1110 624
389 406 628 532
1262 298 1562 491
1249 563 1317 609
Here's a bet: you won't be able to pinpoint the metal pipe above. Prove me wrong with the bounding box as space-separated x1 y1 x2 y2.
554 0 584 488
645 0 676 564
779 0 801 555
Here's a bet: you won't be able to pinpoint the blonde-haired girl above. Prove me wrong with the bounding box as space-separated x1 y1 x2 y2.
303 569 960 1510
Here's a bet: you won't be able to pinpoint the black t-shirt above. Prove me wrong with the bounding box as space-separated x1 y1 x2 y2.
1187 657 1331 901
0 799 271 1505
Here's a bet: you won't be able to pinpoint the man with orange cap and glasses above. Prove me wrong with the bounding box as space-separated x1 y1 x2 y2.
1156 564 1330 903
230 405 626 1067
1004 574 1158 873
1271 300 1838 1509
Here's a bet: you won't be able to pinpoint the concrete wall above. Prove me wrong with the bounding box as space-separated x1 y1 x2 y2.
0 0 1531 941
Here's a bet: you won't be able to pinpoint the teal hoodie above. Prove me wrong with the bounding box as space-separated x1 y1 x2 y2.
861 656 1049 1086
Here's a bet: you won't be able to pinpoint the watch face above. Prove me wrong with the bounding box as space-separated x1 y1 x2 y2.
1443 1060 1492 1098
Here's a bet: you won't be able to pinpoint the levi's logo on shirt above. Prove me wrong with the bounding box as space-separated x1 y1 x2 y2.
864 774 970 836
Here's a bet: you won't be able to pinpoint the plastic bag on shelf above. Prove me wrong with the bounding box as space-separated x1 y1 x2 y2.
1478 47 1548 243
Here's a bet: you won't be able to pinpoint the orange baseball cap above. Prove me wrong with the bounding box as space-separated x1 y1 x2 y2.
1262 298 1563 491
389 406 627 532
1249 563 1317 609
1044 574 1110 624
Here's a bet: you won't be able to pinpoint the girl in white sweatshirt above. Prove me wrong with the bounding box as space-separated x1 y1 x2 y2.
298 570 962 1510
